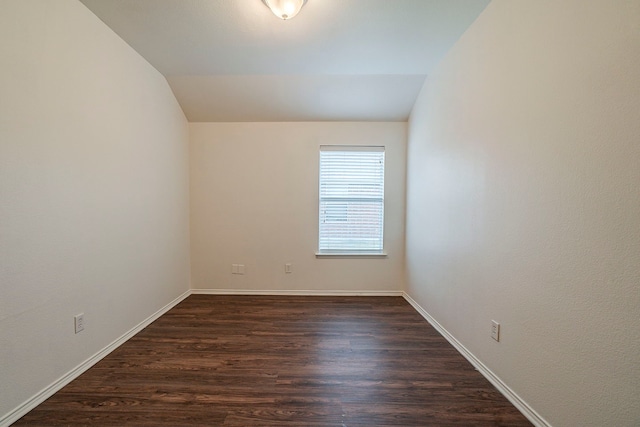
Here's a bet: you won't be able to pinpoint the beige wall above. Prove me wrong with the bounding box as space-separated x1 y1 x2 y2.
190 122 406 293
405 1 640 426
0 0 190 420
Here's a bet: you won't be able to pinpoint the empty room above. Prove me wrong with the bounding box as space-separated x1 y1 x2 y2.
1 0 638 426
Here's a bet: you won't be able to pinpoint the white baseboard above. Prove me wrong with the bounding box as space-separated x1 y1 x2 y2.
0 290 191 427
401 292 551 427
191 288 403 296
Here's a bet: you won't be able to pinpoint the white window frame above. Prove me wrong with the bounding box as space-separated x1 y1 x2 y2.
317 145 386 257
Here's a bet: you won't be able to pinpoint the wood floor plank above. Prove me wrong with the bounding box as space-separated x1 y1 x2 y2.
14 295 532 426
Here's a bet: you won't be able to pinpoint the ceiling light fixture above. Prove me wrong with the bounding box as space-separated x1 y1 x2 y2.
262 0 308 20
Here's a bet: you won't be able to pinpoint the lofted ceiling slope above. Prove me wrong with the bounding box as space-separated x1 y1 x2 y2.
79 0 490 122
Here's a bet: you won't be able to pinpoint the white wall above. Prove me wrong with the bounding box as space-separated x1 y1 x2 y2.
406 1 640 426
0 0 190 420
190 122 406 293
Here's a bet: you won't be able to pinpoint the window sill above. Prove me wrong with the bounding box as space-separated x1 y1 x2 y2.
315 252 388 259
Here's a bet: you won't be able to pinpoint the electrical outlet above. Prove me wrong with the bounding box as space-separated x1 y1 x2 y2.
74 313 85 334
285 263 292 274
238 264 245 275
232 264 238 274
491 320 500 342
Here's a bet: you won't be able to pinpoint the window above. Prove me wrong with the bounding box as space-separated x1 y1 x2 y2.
318 146 385 254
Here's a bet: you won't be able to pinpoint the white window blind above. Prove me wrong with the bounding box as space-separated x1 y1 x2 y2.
319 146 385 254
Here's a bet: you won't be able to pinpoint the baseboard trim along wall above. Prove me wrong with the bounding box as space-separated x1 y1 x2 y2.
401 292 551 427
0 290 192 427
191 289 403 297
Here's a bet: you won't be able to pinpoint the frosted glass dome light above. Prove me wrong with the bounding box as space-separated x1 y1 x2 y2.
262 0 308 20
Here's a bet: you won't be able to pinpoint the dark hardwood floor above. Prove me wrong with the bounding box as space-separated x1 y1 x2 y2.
14 295 532 426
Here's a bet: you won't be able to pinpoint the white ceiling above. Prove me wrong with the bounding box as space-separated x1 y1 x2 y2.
79 0 490 122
